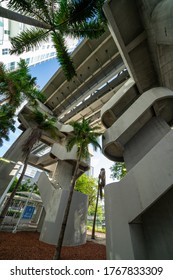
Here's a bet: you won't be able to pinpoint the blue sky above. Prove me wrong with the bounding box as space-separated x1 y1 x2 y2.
0 58 59 157
0 57 114 183
29 58 60 90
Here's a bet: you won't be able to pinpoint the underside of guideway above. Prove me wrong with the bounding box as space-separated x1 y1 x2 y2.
1 0 173 259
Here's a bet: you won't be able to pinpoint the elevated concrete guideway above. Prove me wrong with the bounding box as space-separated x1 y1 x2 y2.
42 30 129 132
102 0 173 260
29 0 173 259
2 0 173 259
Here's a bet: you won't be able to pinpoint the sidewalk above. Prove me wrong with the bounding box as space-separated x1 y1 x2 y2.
87 230 106 245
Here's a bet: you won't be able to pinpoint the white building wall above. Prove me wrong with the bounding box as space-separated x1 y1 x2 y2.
0 2 56 70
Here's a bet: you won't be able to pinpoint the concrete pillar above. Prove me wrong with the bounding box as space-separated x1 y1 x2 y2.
37 172 88 246
52 161 74 189
124 116 170 170
105 129 173 259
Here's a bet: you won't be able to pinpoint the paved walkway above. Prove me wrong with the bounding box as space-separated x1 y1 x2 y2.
87 230 106 245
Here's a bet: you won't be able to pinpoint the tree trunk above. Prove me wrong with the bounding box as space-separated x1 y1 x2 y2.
53 153 81 260
0 7 51 29
0 151 30 226
91 182 99 239
0 128 42 226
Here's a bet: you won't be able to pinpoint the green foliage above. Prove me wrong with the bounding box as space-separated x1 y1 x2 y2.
10 28 49 55
0 59 45 146
88 203 103 220
75 173 104 221
7 0 107 80
87 225 106 233
75 173 97 207
67 118 101 160
8 178 40 195
0 59 44 106
110 162 127 181
22 109 59 156
0 104 15 146
52 31 76 81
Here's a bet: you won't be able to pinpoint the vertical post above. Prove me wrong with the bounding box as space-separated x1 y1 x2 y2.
91 168 106 239
12 184 35 233
91 182 99 239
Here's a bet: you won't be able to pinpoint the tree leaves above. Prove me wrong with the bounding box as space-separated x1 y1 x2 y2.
67 118 101 159
110 162 127 181
7 0 107 80
10 28 49 55
0 60 45 146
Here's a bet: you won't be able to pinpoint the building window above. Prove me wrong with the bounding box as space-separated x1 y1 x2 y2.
9 62 15 70
2 48 10 55
25 58 30 64
4 30 10 35
26 46 32 52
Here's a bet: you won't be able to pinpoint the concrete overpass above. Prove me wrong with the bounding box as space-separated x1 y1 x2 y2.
42 29 129 132
40 1 173 259
1 0 173 259
102 0 173 260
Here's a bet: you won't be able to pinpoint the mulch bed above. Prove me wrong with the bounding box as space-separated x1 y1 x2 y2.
0 231 106 260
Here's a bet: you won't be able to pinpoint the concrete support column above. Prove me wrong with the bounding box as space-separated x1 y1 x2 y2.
124 116 170 170
52 161 74 189
37 172 88 246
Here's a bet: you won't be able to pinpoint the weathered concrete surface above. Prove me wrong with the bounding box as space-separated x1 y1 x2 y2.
105 130 173 259
37 172 88 246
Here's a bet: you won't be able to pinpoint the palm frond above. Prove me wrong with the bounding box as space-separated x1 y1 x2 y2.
51 31 76 81
8 0 32 16
54 0 68 26
8 0 51 24
67 118 101 160
64 20 106 39
0 62 7 82
31 0 52 24
10 28 49 55
24 110 59 139
67 0 104 24
54 0 106 28
0 104 16 146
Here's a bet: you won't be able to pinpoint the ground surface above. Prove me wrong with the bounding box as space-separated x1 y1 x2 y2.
0 231 106 260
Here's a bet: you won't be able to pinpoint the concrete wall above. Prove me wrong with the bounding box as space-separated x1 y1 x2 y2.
141 187 173 259
37 172 88 246
105 129 173 259
52 161 74 189
124 116 170 170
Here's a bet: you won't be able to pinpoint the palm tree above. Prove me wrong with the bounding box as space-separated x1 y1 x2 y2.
0 104 15 147
53 117 102 259
1 0 107 80
0 6 50 28
0 110 60 226
0 59 44 107
0 59 45 146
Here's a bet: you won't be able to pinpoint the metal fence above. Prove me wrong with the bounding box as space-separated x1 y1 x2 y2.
0 192 43 232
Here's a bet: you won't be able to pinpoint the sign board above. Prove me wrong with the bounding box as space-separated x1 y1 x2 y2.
22 206 35 219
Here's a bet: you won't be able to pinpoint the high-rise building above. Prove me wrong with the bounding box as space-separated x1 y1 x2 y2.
0 1 56 70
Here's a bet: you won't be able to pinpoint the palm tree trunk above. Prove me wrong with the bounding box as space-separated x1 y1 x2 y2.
0 151 30 226
0 7 51 29
53 152 82 260
91 182 99 239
